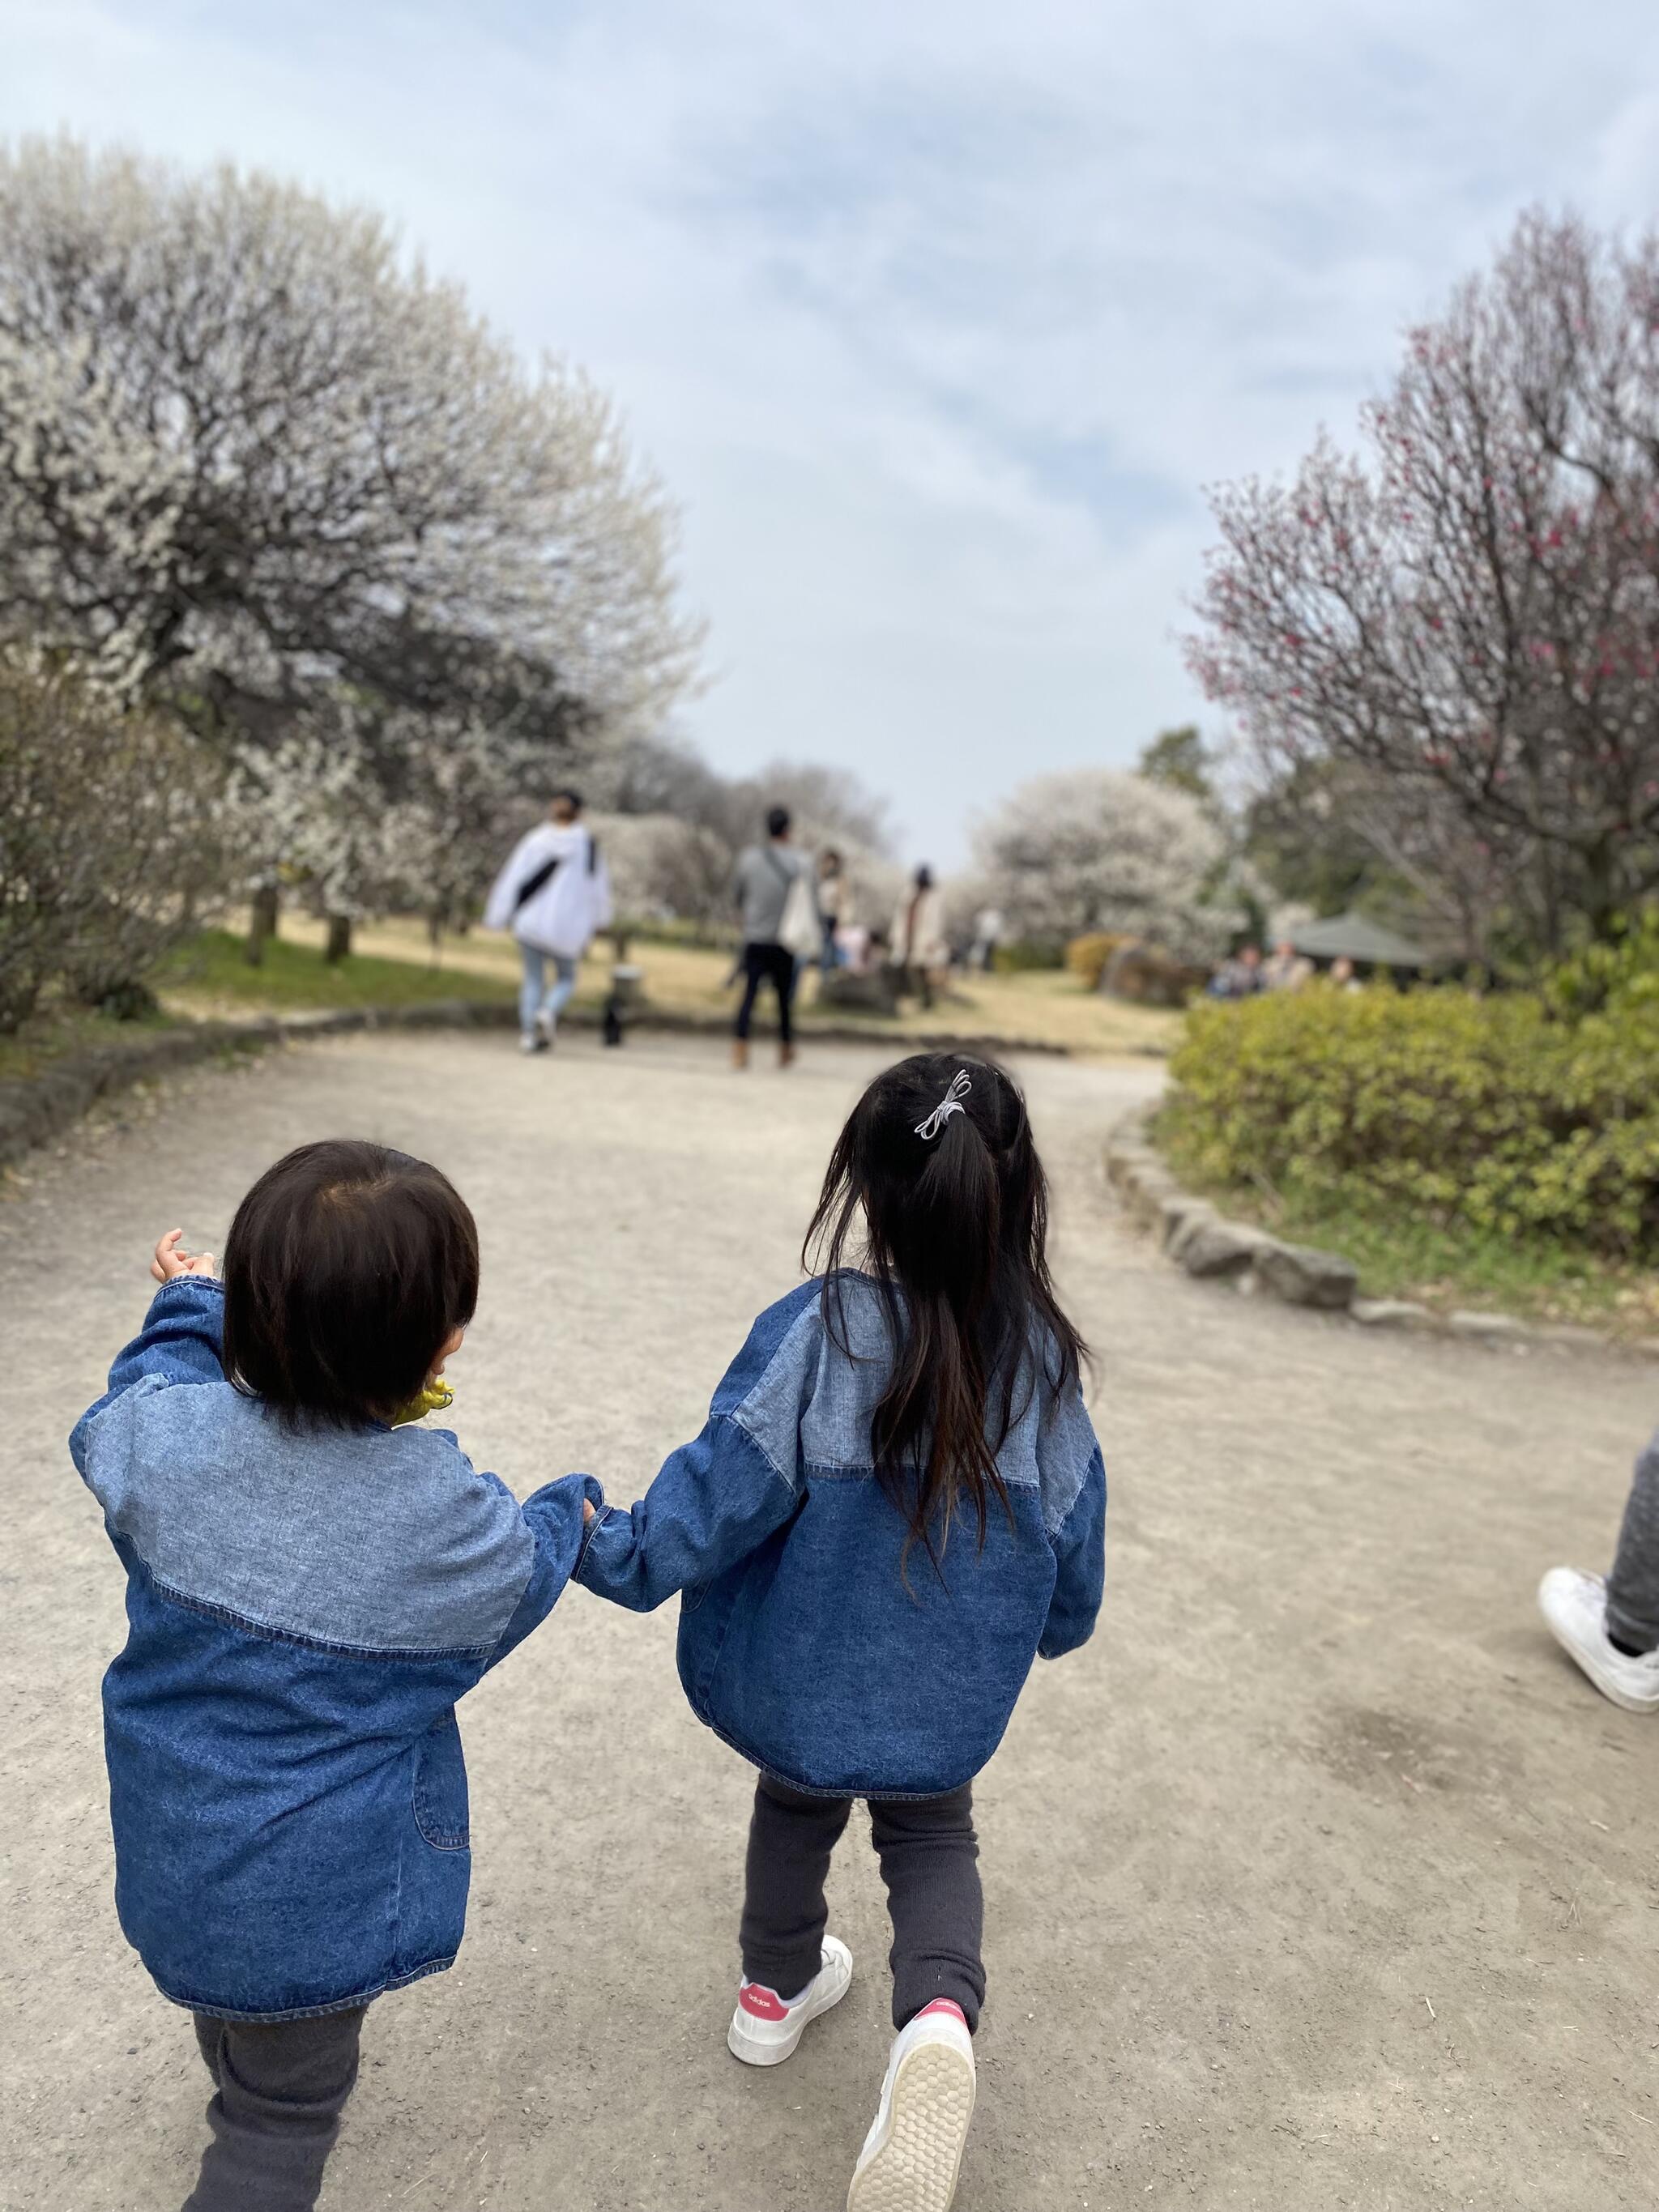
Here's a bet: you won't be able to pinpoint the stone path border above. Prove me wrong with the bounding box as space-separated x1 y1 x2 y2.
0 998 1070 1175
1105 1102 1659 1361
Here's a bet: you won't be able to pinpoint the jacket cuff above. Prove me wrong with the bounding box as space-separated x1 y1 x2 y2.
572 1475 608 1579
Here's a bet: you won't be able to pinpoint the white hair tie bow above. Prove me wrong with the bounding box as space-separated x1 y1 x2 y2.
915 1068 971 1140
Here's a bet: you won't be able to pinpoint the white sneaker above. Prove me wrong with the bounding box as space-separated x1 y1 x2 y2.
1538 1567 1659 1713
727 1936 852 2066
535 1008 557 1048
518 1032 548 1055
847 2002 975 2212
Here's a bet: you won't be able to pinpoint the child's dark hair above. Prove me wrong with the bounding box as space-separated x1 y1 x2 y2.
806 1053 1086 1569
223 1140 480 1428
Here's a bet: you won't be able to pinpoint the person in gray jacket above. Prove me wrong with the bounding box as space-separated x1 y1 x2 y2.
731 806 813 1071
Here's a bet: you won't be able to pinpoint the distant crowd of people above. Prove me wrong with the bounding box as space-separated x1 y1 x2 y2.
483 791 993 1070
1207 937 1362 1000
727 806 980 1067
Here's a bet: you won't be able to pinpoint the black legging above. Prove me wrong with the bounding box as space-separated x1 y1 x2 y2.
735 941 797 1044
740 1775 985 2030
186 2007 366 2210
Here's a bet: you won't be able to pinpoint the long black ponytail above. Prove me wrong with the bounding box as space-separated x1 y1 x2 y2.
804 1052 1087 1572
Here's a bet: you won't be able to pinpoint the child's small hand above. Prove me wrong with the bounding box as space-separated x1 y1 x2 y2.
151 1228 218 1282
582 1499 596 1525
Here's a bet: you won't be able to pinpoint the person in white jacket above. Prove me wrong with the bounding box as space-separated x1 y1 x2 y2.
483 791 613 1053
890 866 950 1011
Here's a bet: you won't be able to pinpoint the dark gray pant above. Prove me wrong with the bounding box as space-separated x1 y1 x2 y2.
184 2007 365 2212
735 942 797 1043
1607 1430 1659 1653
740 1775 985 2031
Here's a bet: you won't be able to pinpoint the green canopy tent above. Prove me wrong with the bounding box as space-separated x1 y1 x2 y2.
1288 913 1433 973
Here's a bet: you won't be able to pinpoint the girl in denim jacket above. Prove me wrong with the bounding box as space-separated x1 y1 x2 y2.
70 1141 598 2212
579 1054 1105 2211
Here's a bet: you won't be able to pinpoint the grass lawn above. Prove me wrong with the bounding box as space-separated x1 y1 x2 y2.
1159 1136 1659 1336
0 999 186 1087
155 927 516 1016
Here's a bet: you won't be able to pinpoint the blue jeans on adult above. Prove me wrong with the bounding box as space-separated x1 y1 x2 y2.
519 944 578 1038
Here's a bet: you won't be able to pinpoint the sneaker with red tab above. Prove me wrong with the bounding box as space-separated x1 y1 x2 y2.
727 1934 853 2066
846 2001 976 2212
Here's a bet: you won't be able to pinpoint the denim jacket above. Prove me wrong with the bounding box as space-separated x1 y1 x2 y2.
68 1277 595 2021
578 1276 1106 1797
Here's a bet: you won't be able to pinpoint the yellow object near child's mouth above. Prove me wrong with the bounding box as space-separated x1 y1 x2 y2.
390 1378 455 1426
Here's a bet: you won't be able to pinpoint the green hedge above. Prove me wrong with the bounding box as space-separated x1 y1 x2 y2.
1160 981 1659 1259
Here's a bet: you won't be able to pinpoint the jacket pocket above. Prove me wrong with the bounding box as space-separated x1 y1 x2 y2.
412 1712 470 1851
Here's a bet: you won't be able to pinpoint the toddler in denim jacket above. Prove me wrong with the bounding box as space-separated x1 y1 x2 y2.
579 1053 1106 2212
69 1140 597 2212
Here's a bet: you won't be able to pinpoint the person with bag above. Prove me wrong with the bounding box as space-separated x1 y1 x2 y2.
483 790 613 1055
731 806 819 1070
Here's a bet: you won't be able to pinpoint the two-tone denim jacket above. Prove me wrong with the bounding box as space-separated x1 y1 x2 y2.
578 1275 1107 1798
68 1276 595 2022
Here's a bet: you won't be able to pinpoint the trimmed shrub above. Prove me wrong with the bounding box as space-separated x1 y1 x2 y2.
992 936 1065 974
1064 932 1131 989
1161 981 1659 1259
0 657 224 1031
1103 940 1208 1008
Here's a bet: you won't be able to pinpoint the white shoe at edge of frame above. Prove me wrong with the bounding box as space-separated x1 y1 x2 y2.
1538 1566 1659 1713
727 1935 853 2066
846 2002 976 2212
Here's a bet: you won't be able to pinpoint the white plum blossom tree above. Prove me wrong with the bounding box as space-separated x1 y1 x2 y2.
972 768 1236 961
0 138 700 953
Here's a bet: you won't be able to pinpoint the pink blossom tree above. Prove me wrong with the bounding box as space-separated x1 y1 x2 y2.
1187 210 1659 952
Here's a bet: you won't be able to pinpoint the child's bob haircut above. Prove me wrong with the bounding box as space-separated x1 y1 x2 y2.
222 1139 479 1428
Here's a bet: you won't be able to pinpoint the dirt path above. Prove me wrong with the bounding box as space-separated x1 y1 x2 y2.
2 1030 1654 2212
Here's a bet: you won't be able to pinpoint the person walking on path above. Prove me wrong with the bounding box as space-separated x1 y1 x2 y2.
67 1151 596 2212
484 790 612 1055
1540 1433 1659 1712
891 865 949 1010
731 806 817 1070
574 1054 1106 2211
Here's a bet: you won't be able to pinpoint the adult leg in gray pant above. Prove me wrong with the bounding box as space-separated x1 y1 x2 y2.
740 1775 986 2031
1606 1429 1659 1654
185 2006 366 2212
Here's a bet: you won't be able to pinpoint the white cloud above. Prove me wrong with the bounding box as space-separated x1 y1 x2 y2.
5 0 1659 856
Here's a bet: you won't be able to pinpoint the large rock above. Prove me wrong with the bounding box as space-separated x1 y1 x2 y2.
1176 1217 1268 1280
1100 940 1209 1008
1252 1239 1358 1310
1158 1194 1214 1252
817 968 902 1016
1115 1161 1179 1229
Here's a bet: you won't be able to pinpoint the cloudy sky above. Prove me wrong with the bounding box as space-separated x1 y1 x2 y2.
7 2 1659 857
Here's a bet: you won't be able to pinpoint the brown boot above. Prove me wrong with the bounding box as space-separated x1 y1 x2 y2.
731 1037 749 1071
778 1042 797 1069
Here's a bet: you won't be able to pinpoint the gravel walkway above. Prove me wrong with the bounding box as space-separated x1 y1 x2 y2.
2 1029 1654 2210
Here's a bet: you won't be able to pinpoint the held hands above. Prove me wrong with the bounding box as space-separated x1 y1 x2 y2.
151 1228 218 1282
